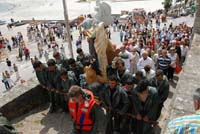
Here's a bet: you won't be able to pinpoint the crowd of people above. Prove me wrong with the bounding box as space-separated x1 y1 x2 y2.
0 15 87 91
0 8 194 133
30 10 193 134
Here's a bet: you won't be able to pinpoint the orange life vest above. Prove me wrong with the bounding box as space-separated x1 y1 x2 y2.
68 89 95 132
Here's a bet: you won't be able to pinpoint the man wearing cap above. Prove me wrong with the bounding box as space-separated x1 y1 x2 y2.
68 85 106 134
167 88 200 134
149 69 169 120
46 59 62 113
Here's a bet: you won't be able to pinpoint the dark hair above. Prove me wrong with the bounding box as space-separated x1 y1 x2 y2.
91 62 102 76
193 88 200 100
85 60 90 66
88 82 104 95
60 69 68 76
144 65 151 72
108 75 118 82
136 79 149 93
47 59 56 66
139 42 143 48
136 71 144 78
126 76 135 85
68 85 83 98
117 59 125 66
76 48 83 53
33 61 42 69
156 69 164 76
68 58 76 65
53 52 60 58
124 38 128 42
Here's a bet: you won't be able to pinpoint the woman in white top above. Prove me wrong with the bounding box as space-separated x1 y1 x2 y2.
180 41 188 65
167 47 179 80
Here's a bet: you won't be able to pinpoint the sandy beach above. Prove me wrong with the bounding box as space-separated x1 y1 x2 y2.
0 0 164 21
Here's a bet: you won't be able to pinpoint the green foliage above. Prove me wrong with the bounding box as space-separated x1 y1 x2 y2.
163 0 172 11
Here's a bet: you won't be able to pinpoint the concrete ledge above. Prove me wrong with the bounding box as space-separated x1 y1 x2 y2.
162 33 200 133
194 0 200 34
0 78 49 120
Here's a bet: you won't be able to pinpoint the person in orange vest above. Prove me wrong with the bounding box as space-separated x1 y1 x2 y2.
68 85 106 134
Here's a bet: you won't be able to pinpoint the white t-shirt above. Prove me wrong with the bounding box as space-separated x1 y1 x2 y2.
137 57 155 71
167 53 177 68
142 69 155 81
181 45 188 57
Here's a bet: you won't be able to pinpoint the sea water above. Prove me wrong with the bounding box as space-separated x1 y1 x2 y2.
0 3 14 13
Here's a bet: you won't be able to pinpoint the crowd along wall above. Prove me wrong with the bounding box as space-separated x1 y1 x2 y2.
162 1 200 133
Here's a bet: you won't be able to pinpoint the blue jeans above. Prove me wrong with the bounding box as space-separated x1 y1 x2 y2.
3 80 10 90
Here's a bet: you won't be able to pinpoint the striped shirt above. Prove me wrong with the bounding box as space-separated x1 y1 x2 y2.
167 111 200 134
157 56 171 70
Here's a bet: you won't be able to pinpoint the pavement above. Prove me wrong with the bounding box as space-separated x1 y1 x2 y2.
0 22 120 94
0 15 195 134
0 15 195 95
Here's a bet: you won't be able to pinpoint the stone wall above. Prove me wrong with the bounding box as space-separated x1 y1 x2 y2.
194 0 200 33
162 33 200 133
0 78 49 120
162 1 200 132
